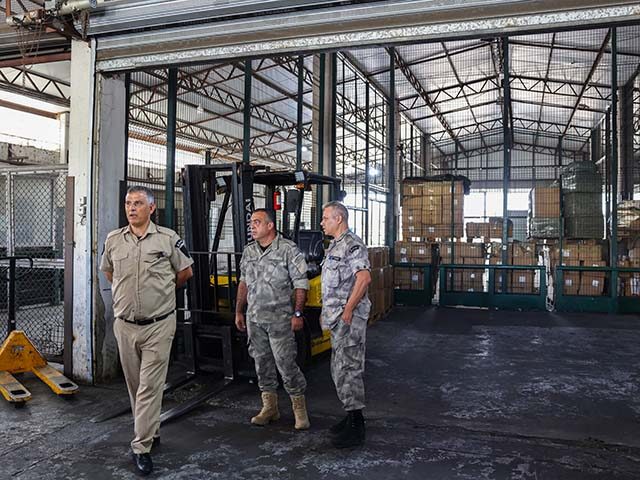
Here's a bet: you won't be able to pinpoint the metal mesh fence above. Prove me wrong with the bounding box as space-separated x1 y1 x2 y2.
0 167 66 357
336 52 389 245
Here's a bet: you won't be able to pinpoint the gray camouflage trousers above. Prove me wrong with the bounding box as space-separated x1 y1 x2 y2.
330 314 367 411
247 320 307 396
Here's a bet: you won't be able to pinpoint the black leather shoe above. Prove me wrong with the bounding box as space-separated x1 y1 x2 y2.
152 436 161 449
132 452 153 476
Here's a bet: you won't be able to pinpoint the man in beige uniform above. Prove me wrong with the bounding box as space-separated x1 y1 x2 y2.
100 186 193 476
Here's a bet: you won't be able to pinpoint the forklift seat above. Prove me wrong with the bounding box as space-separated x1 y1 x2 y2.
297 230 324 277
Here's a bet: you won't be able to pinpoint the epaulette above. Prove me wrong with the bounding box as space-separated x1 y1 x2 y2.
155 225 176 237
106 226 127 239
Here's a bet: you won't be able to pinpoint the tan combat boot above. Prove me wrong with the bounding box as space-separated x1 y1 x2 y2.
251 391 280 426
290 395 310 430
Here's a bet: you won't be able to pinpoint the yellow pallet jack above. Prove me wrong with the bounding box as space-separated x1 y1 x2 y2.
0 256 78 406
0 330 78 405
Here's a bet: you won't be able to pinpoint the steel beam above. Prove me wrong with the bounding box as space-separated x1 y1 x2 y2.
390 46 465 155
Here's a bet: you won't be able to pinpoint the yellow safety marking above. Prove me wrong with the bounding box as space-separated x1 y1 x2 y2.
32 365 78 395
0 370 31 403
311 329 332 356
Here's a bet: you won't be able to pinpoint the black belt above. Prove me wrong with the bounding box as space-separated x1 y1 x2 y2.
121 311 173 326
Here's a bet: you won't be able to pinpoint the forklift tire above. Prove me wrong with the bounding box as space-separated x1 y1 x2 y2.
295 321 312 372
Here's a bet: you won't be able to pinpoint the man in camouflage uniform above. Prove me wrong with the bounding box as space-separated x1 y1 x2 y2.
320 201 372 448
100 186 193 476
235 208 311 429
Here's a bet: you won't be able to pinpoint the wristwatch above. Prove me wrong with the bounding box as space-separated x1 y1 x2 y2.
294 310 303 318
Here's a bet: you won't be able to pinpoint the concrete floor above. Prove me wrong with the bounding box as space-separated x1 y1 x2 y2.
2 306 640 479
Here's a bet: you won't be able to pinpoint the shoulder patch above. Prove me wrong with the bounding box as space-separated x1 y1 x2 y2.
175 238 191 258
349 245 361 254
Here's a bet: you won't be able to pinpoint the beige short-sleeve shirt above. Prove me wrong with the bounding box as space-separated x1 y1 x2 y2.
100 221 194 321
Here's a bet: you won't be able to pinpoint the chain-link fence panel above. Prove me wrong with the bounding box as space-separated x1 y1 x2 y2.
0 167 67 358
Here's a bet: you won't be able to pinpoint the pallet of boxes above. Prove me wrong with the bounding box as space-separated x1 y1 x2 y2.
395 179 465 298
489 241 538 293
553 161 606 297
551 241 606 296
616 200 640 297
368 246 393 325
394 240 435 293
440 242 485 292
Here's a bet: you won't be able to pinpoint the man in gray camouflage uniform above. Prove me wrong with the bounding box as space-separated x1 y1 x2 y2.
235 208 311 429
320 201 371 448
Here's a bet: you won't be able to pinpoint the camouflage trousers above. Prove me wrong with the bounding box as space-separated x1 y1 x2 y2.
330 314 367 411
247 320 307 396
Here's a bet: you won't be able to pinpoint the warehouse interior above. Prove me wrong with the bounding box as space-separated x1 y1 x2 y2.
1 1 640 478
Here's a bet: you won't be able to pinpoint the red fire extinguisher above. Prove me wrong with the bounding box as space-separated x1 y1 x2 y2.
273 188 282 211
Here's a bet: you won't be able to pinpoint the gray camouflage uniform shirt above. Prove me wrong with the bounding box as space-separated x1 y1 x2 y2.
240 233 309 323
321 229 371 330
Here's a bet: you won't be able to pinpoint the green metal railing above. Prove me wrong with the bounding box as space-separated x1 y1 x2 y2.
393 264 433 306
555 266 640 313
439 264 547 311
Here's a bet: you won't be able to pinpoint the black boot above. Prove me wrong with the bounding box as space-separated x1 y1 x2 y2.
331 410 365 448
329 414 349 435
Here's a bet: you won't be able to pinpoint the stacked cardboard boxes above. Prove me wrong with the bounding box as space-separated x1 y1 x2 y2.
552 241 605 295
620 245 640 297
368 247 393 323
440 242 485 292
394 241 434 264
394 268 424 291
488 242 537 293
466 217 514 239
401 180 464 240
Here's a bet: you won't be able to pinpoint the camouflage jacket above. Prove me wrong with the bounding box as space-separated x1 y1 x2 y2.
240 233 309 324
320 229 371 329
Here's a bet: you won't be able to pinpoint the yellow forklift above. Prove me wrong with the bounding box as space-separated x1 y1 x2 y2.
181 162 341 371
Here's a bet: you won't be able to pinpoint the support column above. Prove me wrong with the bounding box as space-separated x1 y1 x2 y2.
68 38 96 383
94 73 127 381
501 37 512 266
312 53 336 216
619 80 635 200
165 68 178 230
386 48 397 248
58 112 69 164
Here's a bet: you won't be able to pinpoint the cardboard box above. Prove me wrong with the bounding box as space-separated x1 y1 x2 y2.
441 242 485 261
579 244 603 262
424 224 463 239
394 268 424 291
563 272 581 295
621 272 640 297
401 196 424 210
410 242 432 263
369 267 384 292
382 266 394 290
511 271 535 293
578 261 606 296
402 224 423 239
367 247 384 269
531 186 561 217
403 184 423 197
512 255 536 266
394 241 411 263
